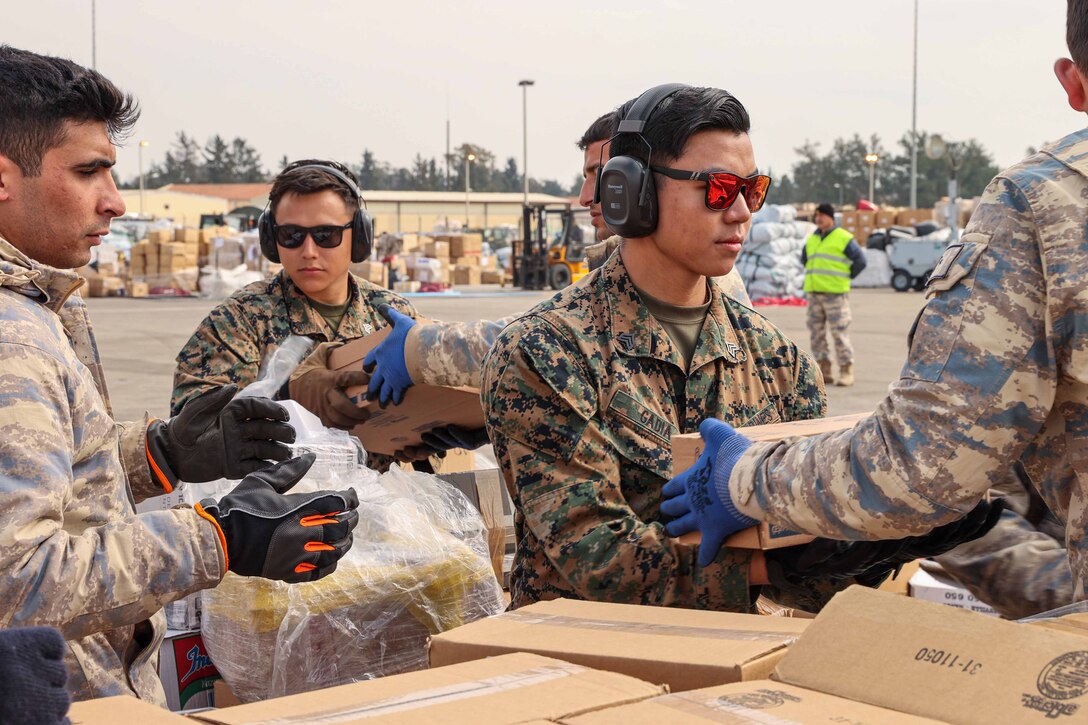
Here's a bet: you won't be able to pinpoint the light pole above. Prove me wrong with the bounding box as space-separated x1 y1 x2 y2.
864 153 880 203
138 140 150 216
464 151 476 228
833 182 843 206
910 0 919 208
518 79 534 205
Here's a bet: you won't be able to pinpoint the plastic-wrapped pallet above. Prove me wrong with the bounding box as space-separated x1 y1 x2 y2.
852 248 893 288
197 339 506 702
735 205 812 301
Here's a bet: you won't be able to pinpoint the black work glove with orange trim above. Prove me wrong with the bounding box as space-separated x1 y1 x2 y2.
195 454 360 583
147 384 296 491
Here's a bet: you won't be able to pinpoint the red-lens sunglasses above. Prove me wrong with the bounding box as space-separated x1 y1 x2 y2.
651 166 772 212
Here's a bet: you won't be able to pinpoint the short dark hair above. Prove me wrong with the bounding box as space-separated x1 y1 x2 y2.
1069 0 1088 73
608 86 750 165
269 159 360 215
0 45 139 176
576 111 617 150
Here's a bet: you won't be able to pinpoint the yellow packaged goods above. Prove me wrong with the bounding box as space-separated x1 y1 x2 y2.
428 597 809 692
201 463 505 703
189 653 665 725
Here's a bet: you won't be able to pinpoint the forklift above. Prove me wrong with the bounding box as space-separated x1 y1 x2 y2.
512 202 588 290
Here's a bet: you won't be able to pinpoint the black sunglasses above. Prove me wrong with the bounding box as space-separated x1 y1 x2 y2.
651 166 772 212
273 221 352 249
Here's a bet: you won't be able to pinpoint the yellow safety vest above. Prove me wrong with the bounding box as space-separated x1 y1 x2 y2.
804 226 854 294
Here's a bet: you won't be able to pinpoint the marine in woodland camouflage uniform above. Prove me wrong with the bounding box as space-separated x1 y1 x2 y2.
936 472 1072 619
481 250 826 611
171 270 416 414
726 128 1088 598
0 235 224 704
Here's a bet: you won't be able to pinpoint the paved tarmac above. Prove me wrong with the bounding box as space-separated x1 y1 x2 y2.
87 286 928 423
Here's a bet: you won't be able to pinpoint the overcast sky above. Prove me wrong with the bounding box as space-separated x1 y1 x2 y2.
4 1 1075 194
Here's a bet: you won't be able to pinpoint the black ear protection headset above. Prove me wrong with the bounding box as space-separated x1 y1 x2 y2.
594 83 689 239
258 161 373 263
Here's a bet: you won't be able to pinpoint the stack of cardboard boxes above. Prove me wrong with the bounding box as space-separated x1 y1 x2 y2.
380 232 504 292
838 208 936 246
77 586 1088 723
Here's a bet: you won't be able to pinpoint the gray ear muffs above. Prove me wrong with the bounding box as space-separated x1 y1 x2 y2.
599 83 689 239
258 163 372 263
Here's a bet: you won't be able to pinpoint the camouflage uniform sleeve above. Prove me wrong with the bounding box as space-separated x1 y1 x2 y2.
482 317 754 608
936 509 1073 620
0 343 223 639
935 479 1073 619
171 299 262 416
405 315 517 388
712 269 752 307
729 177 1053 540
115 416 161 503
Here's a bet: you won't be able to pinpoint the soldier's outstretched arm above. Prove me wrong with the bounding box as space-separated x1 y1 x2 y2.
405 315 518 389
726 176 1055 540
482 316 756 611
0 345 224 639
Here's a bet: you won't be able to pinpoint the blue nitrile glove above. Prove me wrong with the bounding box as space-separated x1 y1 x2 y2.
660 418 758 567
364 304 417 407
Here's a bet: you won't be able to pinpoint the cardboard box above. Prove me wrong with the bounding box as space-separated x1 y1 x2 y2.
158 628 220 711
671 412 868 549
350 260 388 288
840 210 859 228
564 680 945 724
67 695 193 723
432 447 476 474
449 233 484 258
897 208 934 226
876 209 898 228
877 558 922 595
455 255 481 267
428 597 809 692
423 240 451 259
213 678 242 709
148 228 173 244
189 652 665 725
480 269 506 285
126 281 150 298
773 585 1088 724
438 469 514 586
394 280 422 293
327 327 485 455
908 566 997 616
452 265 481 286
86 275 125 297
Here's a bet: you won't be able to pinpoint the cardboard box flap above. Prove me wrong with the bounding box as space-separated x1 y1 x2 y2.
563 680 948 724
67 695 193 723
190 652 663 725
327 326 485 456
774 586 1088 724
429 598 808 692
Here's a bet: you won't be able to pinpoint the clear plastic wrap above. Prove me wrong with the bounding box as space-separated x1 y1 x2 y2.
200 337 505 702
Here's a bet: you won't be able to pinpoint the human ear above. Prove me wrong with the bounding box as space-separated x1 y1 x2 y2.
1054 58 1088 113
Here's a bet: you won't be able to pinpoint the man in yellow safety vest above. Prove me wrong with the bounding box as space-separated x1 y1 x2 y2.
802 202 867 386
